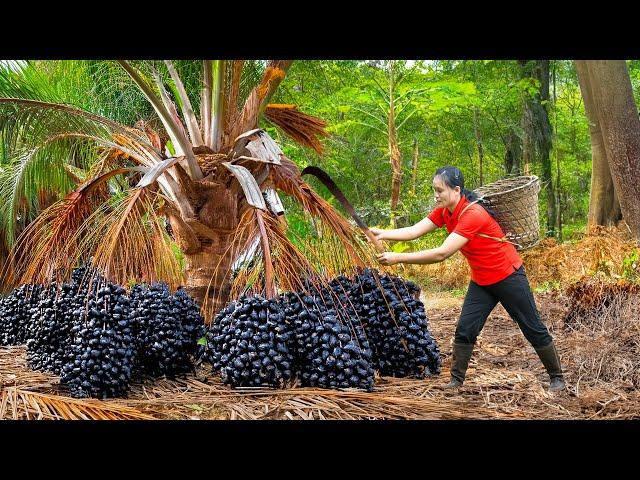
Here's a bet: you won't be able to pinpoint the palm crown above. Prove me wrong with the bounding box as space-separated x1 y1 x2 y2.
0 60 378 318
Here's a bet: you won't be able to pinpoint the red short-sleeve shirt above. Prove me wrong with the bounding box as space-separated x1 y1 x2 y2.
427 196 522 285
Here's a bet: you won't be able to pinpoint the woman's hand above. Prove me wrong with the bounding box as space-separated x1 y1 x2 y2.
369 227 387 242
377 251 402 266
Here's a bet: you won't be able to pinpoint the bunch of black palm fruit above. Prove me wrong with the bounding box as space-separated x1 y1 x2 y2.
282 291 375 391
174 288 208 364
1 263 207 398
204 268 438 390
130 283 205 378
339 269 441 378
59 275 136 399
25 282 77 375
206 295 295 388
0 284 42 346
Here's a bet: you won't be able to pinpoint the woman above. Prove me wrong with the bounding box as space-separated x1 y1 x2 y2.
371 166 565 392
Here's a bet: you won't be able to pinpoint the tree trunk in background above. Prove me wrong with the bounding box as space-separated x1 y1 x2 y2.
519 60 555 237
504 127 522 174
411 138 419 195
579 60 640 240
575 60 622 229
473 107 484 185
388 70 402 227
552 61 563 242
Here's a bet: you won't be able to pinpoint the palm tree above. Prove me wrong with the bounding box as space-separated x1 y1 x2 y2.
0 60 378 318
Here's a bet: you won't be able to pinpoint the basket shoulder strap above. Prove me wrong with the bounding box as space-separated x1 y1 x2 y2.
458 199 481 218
459 199 521 248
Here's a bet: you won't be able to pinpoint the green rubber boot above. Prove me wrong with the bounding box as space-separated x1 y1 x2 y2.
534 341 566 392
444 341 475 389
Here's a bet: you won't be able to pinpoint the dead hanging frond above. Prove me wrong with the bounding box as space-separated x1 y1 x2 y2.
4 179 184 292
221 62 291 151
256 61 292 107
89 188 184 290
223 60 245 136
2 170 115 289
226 90 260 149
0 388 156 420
255 209 275 297
217 208 321 305
271 156 380 270
264 104 329 154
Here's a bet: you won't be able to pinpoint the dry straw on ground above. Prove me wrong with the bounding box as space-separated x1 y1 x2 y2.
562 275 640 390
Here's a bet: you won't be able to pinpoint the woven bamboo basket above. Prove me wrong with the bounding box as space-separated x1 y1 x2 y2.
473 175 541 250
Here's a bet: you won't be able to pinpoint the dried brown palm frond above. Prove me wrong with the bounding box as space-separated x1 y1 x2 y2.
2 169 114 289
256 61 292 107
0 235 12 286
226 90 260 150
252 209 323 294
272 156 381 270
222 60 244 137
0 388 155 420
264 104 329 154
88 188 184 290
200 207 320 318
221 62 292 151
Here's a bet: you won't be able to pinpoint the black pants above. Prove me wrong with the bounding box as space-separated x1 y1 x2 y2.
454 265 552 348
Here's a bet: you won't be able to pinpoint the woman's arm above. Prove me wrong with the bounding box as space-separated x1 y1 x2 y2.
377 232 469 265
370 217 438 242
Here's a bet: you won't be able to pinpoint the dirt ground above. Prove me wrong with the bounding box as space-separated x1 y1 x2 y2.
3 288 638 420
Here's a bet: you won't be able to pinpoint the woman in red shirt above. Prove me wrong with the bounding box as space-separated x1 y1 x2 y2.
372 166 565 392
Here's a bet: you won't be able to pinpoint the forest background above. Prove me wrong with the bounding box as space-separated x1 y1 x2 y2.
2 59 639 294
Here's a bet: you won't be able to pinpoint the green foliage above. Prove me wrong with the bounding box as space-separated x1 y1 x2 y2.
0 60 605 274
533 280 562 293
273 59 594 252
622 248 640 282
170 239 186 271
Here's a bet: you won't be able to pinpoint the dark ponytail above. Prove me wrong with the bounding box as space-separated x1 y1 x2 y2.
434 166 496 218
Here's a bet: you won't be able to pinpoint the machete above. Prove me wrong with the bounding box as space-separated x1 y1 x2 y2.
301 166 385 253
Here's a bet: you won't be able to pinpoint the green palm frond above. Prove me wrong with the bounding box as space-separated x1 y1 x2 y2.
1 60 152 125
0 98 161 246
0 136 98 244
117 61 201 179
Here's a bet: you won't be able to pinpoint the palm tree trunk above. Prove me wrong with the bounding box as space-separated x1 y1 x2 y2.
473 107 484 185
167 176 241 313
184 240 233 314
411 138 419 195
